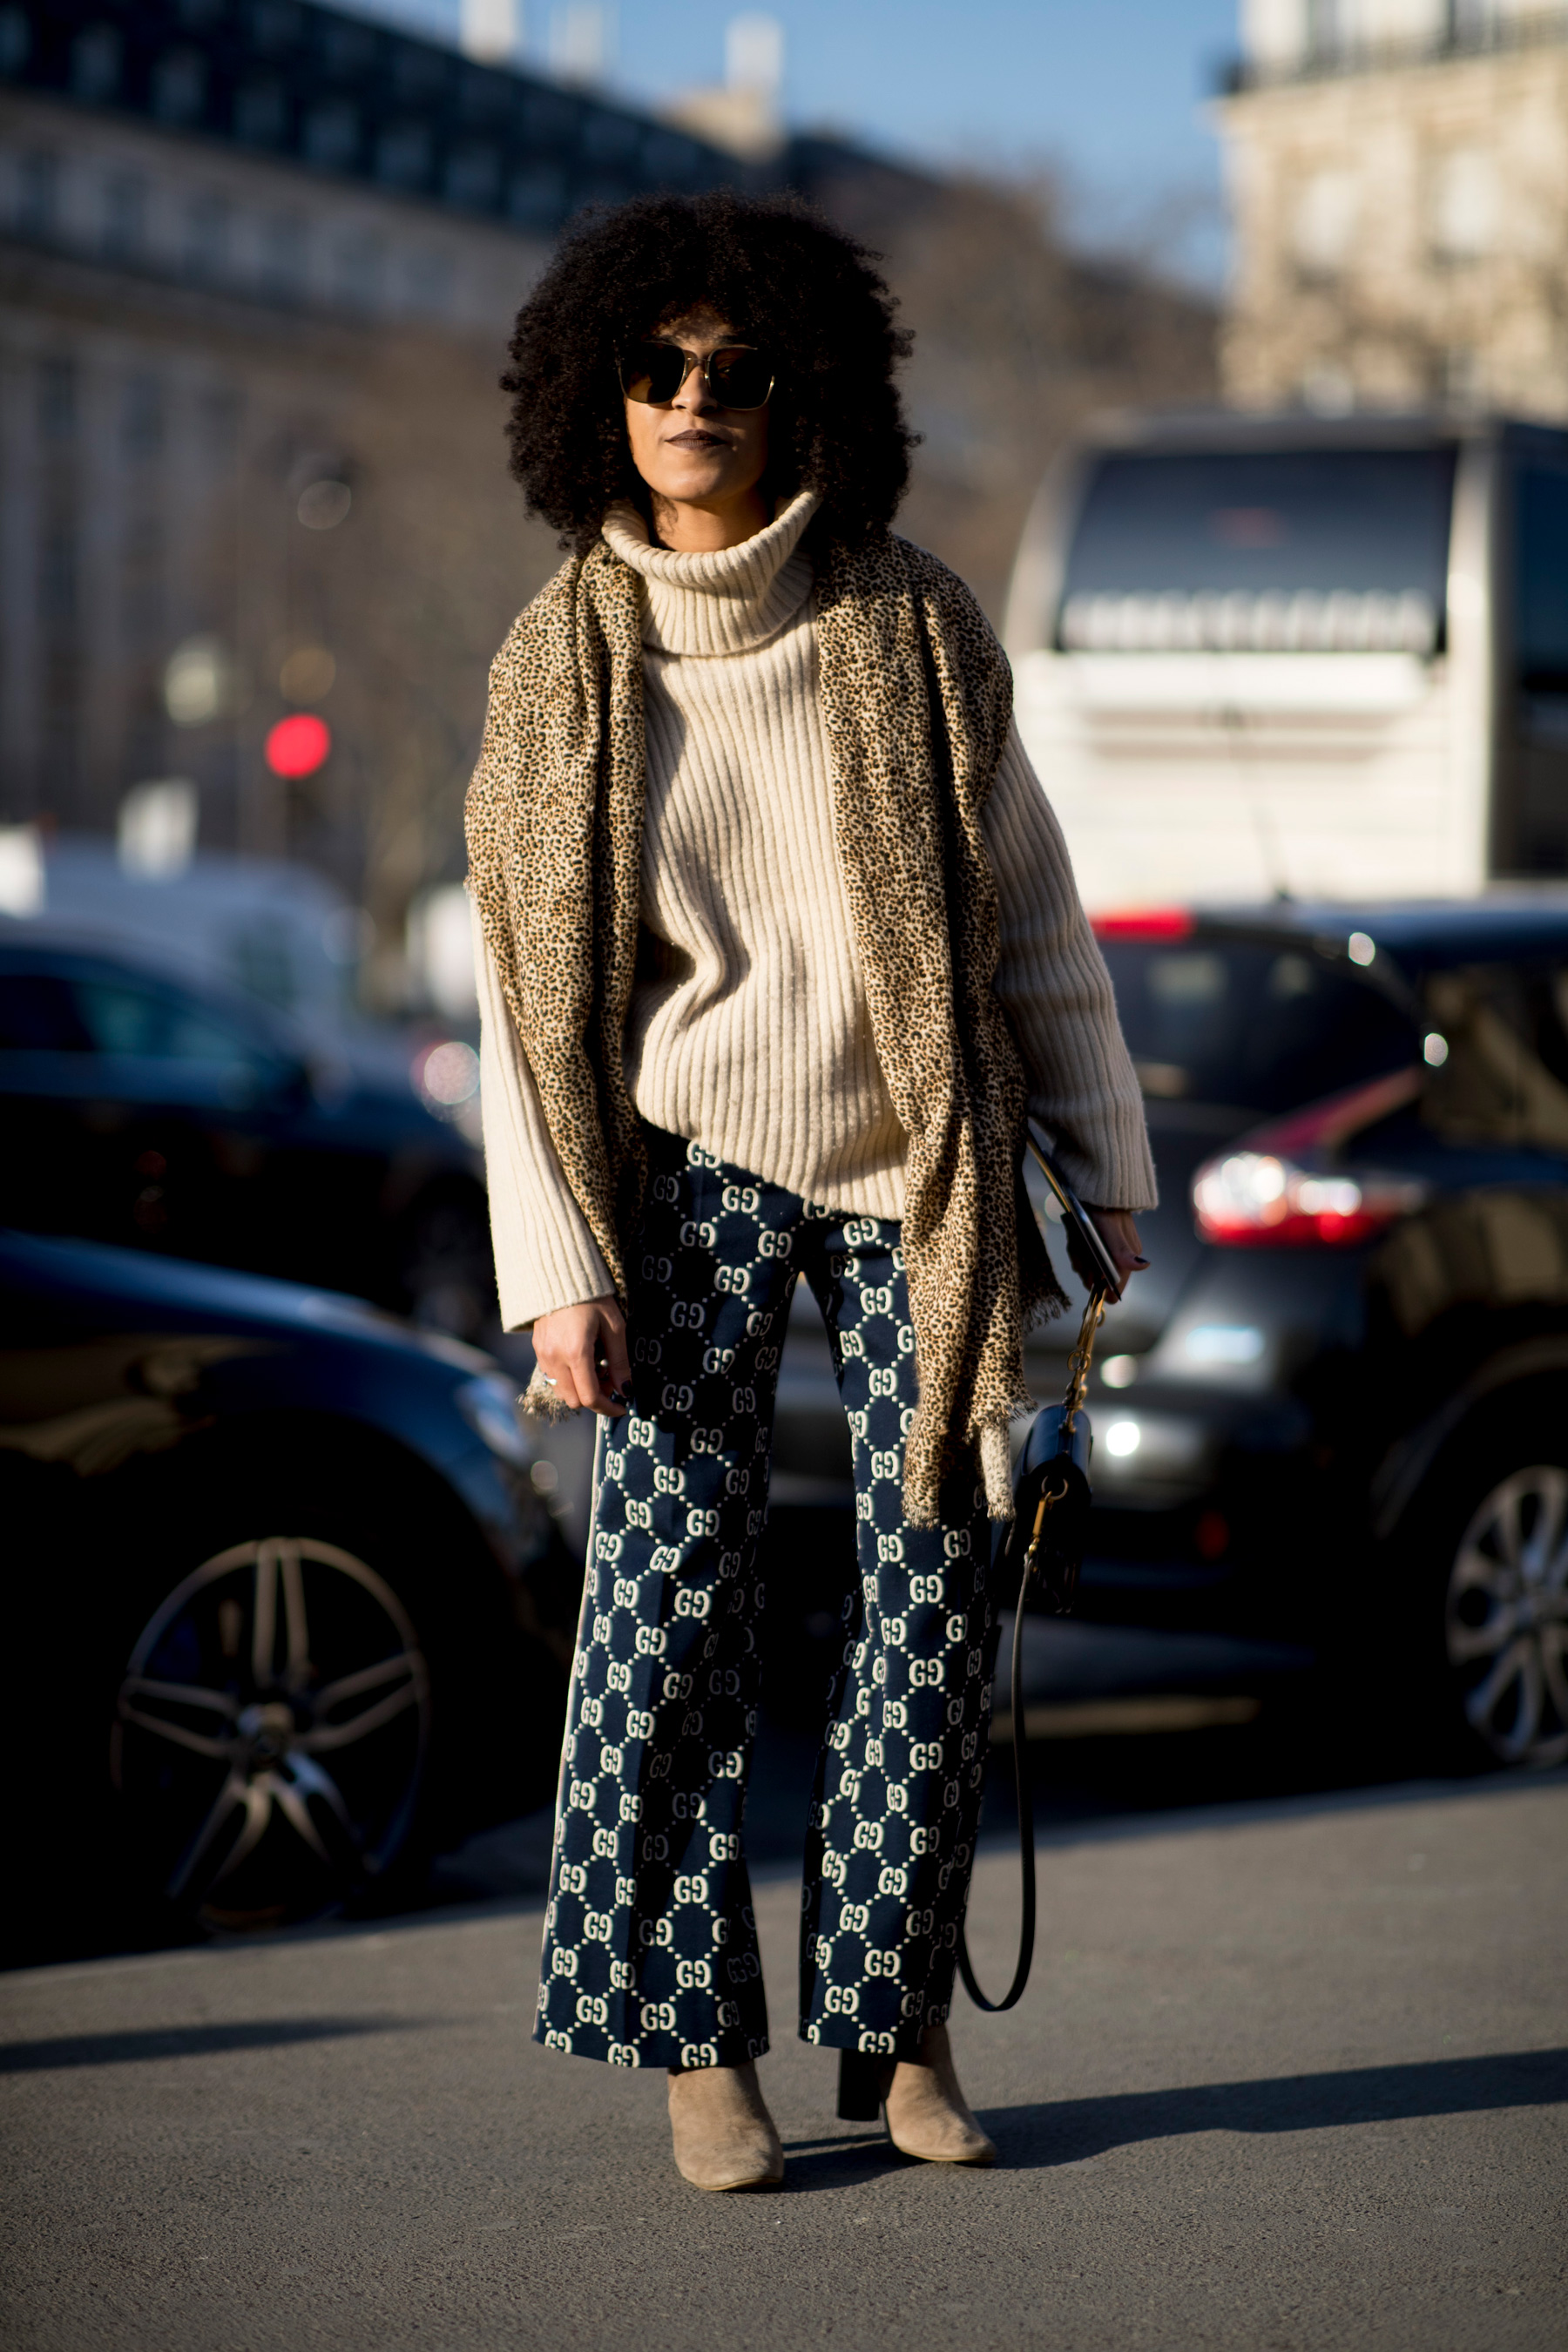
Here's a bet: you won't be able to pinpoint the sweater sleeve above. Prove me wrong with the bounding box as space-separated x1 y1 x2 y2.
473 901 614 1328
982 720 1158 1213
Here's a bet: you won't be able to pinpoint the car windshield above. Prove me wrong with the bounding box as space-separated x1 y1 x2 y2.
1099 937 1419 1113
1059 448 1456 654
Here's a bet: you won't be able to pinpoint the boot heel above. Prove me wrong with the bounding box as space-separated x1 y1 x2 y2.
837 2049 893 2122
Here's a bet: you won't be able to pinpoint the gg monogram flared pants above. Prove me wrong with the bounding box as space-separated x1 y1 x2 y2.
534 1128 999 2070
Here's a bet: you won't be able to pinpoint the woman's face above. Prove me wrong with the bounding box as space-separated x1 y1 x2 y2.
622 308 770 528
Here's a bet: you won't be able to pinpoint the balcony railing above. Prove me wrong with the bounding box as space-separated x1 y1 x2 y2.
1216 6 1568 94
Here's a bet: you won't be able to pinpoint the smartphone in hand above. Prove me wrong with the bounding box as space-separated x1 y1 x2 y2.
1025 1119 1125 1300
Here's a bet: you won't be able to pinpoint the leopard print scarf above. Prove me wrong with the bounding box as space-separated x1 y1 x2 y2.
465 525 1062 1524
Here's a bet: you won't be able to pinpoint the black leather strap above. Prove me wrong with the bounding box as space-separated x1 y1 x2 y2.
956 1537 1036 2012
835 1542 1037 2121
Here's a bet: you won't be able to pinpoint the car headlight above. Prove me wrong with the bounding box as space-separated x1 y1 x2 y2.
456 1374 531 1470
1091 1413 1214 1480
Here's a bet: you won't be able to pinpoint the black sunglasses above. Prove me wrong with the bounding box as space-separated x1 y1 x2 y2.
618 340 775 412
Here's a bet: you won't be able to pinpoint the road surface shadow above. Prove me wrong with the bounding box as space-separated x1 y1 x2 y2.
981 2047 1568 2167
753 2048 1568 2193
0 2015 411 2073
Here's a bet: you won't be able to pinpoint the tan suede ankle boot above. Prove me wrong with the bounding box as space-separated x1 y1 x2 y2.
667 2059 785 2191
884 2024 997 2166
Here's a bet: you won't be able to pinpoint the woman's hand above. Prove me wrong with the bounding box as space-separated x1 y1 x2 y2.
1087 1208 1148 1299
532 1294 632 1415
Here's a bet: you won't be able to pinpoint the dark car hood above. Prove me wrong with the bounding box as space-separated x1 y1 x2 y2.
0 1227 519 1514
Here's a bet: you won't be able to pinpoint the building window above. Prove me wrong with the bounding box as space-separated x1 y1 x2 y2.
152 47 206 124
392 44 447 101
185 193 231 280
1431 147 1497 260
1305 0 1343 60
37 356 78 443
445 143 500 208
17 150 59 240
508 162 565 227
1450 0 1496 44
581 110 638 165
199 383 242 460
101 172 150 266
376 122 432 188
0 7 31 73
234 78 287 145
459 62 510 122
39 509 78 627
250 0 304 54
519 88 577 143
41 643 83 814
121 516 166 651
71 22 122 101
258 213 308 301
303 103 360 172
321 17 376 73
121 374 166 460
1292 168 1358 279
331 230 386 313
643 129 700 180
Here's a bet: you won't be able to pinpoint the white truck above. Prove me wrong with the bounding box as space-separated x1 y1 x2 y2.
1004 411 1568 910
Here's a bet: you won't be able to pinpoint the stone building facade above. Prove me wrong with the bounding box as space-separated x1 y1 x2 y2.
1213 0 1568 417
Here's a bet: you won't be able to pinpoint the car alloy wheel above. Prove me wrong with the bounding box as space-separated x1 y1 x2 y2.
112 1536 430 1928
1445 1465 1568 1768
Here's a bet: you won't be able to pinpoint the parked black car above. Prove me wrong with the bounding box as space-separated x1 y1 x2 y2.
1037 892 1568 1770
0 933 493 1335
2 1229 581 1959
767 895 1568 1772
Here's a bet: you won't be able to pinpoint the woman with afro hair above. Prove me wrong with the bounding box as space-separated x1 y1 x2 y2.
466 188 1153 2191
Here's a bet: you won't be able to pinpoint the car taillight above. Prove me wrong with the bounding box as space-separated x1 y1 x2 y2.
1092 908 1195 941
1192 1066 1429 1247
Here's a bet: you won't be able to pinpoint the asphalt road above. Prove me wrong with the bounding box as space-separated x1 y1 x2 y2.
3 1771 1565 2352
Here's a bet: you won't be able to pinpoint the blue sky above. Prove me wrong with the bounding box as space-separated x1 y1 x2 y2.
355 0 1241 281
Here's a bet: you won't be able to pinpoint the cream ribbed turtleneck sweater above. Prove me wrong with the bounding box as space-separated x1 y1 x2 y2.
476 489 1155 1329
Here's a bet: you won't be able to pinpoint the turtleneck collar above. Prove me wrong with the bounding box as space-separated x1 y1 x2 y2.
601 488 821 658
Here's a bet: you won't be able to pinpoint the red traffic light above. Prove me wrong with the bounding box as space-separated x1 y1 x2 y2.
265 713 331 778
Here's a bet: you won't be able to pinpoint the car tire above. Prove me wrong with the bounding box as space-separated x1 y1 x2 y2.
104 1462 445 1934
1396 1399 1568 1772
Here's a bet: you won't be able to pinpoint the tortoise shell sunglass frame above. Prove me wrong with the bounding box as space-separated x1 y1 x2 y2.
617 340 776 412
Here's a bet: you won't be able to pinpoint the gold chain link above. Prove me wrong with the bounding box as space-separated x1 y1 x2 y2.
1063 1289 1106 1431
1021 1287 1108 1576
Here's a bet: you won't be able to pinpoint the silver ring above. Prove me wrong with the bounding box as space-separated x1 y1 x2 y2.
542 1375 557 1387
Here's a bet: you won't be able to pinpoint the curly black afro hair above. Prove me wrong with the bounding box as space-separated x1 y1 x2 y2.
501 188 915 550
